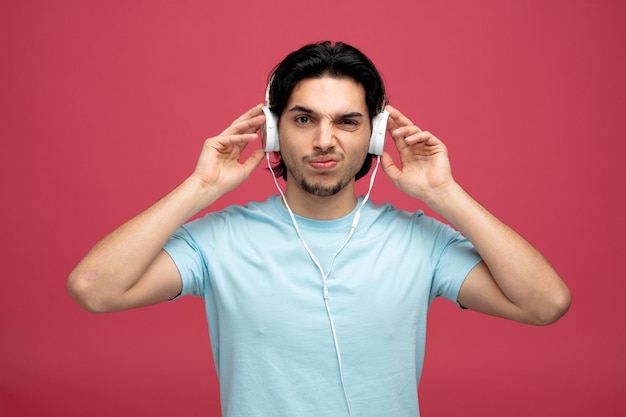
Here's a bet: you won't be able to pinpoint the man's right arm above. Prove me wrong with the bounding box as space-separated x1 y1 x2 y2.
67 104 267 313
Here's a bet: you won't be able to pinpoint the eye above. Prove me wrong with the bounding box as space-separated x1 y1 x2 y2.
295 116 311 124
338 119 360 131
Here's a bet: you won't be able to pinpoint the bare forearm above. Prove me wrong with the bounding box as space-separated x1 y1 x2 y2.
428 184 547 283
68 176 221 311
424 183 571 323
67 105 266 312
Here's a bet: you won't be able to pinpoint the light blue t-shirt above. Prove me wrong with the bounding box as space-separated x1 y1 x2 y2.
163 195 481 417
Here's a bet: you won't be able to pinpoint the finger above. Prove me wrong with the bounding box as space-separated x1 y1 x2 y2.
385 104 423 132
231 103 265 125
240 148 266 176
221 112 266 136
388 124 422 156
403 130 441 147
220 104 265 134
209 132 260 151
391 125 422 142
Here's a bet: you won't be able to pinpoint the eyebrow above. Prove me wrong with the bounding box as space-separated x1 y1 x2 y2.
287 105 365 119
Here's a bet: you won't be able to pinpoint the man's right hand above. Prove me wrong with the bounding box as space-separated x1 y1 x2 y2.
191 104 267 199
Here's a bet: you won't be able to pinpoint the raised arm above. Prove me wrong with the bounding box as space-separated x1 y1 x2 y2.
68 104 267 313
380 105 571 325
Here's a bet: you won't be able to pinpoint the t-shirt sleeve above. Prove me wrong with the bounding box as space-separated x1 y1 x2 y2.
425 217 482 306
162 223 209 299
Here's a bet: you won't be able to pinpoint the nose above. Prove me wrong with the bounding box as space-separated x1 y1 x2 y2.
313 122 335 151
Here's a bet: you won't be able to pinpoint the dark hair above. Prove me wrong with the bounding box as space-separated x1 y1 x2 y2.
267 41 387 180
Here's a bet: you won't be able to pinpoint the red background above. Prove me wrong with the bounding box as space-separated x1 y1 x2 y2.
1 1 624 416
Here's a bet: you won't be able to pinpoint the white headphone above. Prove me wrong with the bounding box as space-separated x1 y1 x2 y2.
261 81 389 155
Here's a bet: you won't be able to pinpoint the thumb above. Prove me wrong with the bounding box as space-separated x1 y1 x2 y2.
381 151 401 184
240 148 266 177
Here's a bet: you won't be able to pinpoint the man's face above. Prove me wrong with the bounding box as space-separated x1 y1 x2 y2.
279 76 370 197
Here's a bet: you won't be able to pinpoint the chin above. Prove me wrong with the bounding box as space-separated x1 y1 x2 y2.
300 180 343 197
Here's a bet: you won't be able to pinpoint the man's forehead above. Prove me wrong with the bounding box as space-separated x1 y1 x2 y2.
286 76 367 114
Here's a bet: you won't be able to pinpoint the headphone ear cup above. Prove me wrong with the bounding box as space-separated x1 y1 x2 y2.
261 105 280 152
368 110 390 155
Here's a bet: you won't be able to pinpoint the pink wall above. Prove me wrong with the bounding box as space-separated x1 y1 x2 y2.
1 1 623 416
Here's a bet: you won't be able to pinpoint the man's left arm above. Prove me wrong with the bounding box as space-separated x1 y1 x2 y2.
381 105 571 325
429 182 570 325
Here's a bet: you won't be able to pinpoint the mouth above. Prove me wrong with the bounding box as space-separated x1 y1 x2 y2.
308 156 339 170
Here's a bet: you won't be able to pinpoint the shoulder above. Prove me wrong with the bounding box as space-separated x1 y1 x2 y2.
167 196 285 254
362 199 431 227
361 199 462 240
191 196 281 224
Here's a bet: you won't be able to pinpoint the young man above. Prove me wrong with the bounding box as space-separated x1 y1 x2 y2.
68 41 570 416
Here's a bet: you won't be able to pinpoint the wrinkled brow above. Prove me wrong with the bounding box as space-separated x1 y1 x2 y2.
287 105 364 120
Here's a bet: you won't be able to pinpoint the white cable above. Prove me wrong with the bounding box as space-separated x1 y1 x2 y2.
324 155 380 277
266 153 381 417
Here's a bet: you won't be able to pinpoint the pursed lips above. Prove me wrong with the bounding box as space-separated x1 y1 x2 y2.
307 155 340 170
